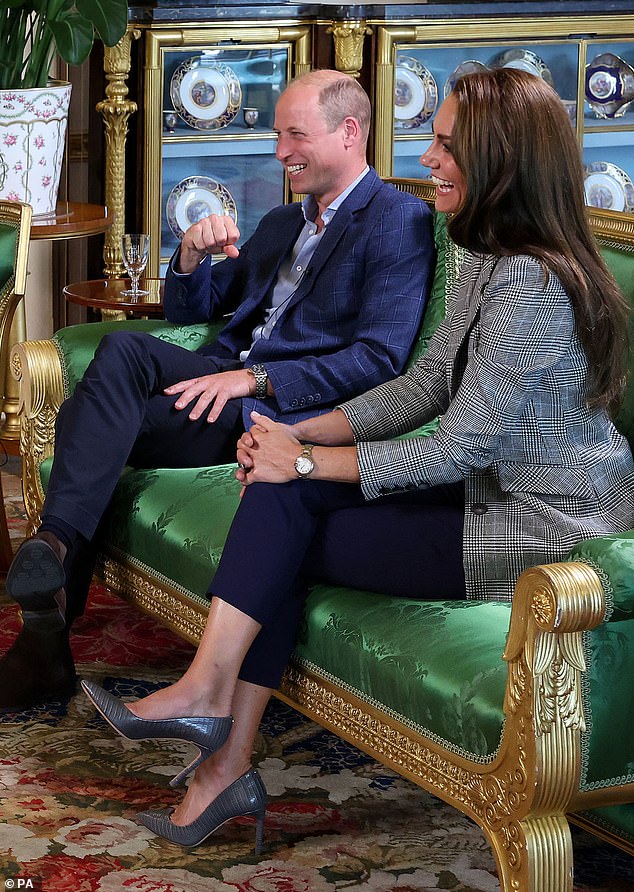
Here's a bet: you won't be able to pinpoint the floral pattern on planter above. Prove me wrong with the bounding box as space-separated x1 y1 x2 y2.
0 82 71 215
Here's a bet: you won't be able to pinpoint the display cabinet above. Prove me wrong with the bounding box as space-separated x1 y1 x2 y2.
97 6 634 281
142 25 310 276
374 17 634 216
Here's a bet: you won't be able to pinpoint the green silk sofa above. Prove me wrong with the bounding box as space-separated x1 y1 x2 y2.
11 181 634 890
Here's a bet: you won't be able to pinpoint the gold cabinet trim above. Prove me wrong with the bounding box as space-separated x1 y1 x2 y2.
142 24 311 275
375 17 634 195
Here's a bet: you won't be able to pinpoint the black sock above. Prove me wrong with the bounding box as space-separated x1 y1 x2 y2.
38 517 80 554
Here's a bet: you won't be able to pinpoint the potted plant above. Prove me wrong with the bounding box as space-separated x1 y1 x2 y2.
0 0 129 215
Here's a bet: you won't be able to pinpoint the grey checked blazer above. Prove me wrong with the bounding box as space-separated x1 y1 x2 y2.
341 253 634 601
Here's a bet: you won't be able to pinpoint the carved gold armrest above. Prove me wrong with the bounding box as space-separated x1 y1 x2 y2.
503 561 606 813
504 561 605 735
11 339 65 535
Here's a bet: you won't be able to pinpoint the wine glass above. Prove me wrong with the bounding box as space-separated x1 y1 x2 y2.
121 233 150 299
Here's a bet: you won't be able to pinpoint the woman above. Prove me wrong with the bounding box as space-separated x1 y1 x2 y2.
83 68 634 851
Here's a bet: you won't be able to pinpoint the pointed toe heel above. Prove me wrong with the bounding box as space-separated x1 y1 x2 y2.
81 680 233 786
137 768 267 853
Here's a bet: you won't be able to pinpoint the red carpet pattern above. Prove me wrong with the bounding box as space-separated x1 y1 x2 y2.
1 459 633 891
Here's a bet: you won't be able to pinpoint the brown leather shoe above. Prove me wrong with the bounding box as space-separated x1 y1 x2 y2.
0 625 76 712
6 532 67 631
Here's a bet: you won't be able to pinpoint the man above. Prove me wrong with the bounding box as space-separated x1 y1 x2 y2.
0 70 435 711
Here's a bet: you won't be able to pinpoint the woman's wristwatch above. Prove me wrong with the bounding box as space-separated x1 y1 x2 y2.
294 444 315 478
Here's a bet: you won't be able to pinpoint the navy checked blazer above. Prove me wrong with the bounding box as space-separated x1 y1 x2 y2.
341 252 634 601
163 168 435 428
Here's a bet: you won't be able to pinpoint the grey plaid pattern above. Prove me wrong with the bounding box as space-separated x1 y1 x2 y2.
341 253 634 601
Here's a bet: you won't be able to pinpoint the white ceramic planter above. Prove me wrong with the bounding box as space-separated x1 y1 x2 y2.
0 80 72 217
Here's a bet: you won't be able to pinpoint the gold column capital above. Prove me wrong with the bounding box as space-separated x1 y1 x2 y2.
327 19 371 79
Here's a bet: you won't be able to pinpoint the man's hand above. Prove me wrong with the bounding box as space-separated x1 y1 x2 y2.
236 411 300 485
165 369 255 423
176 214 241 274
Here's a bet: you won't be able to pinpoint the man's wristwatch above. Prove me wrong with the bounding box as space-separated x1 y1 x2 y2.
294 443 315 478
250 363 268 400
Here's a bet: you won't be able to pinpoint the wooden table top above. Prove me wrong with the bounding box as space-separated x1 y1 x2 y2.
31 202 114 240
63 278 164 316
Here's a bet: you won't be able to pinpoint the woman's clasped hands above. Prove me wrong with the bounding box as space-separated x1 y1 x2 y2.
236 411 301 486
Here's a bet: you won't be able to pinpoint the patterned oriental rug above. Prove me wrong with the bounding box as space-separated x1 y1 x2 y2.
1 459 633 891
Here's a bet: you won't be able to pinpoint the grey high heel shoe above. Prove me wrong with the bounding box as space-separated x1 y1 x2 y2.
81 680 233 787
137 768 267 853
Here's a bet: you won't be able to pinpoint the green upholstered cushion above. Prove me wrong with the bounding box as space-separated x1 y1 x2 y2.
39 462 241 597
570 533 634 616
0 224 18 302
575 804 634 848
293 589 509 758
580 614 634 790
399 209 465 440
54 320 222 395
405 209 457 369
566 534 634 789
104 465 241 595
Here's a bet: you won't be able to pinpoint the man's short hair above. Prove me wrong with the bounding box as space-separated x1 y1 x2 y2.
288 70 371 145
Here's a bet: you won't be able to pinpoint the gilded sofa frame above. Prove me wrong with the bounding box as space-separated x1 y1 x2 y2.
11 192 634 891
0 198 31 568
0 199 31 444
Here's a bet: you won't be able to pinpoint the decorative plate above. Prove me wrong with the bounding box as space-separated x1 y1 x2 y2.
585 52 634 118
169 58 242 130
166 176 238 239
584 161 634 212
444 60 489 97
394 56 438 129
491 48 554 88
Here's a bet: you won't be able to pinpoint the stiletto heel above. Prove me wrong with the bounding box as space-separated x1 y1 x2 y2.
254 806 266 856
81 680 233 786
137 768 267 853
170 747 215 789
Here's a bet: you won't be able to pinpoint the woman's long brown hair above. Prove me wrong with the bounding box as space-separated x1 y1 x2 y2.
448 68 629 413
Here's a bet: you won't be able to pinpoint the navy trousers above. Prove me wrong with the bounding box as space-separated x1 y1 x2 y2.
42 330 243 621
210 478 466 688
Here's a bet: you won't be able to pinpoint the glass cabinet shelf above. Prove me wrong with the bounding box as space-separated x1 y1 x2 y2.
376 18 634 218
142 26 311 277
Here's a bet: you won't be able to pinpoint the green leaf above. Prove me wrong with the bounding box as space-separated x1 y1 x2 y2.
48 14 94 66
0 0 128 87
75 0 128 47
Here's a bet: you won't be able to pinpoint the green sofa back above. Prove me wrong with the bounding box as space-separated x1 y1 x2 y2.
609 243 634 451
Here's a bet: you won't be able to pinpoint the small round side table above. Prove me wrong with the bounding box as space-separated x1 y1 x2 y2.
63 278 164 320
